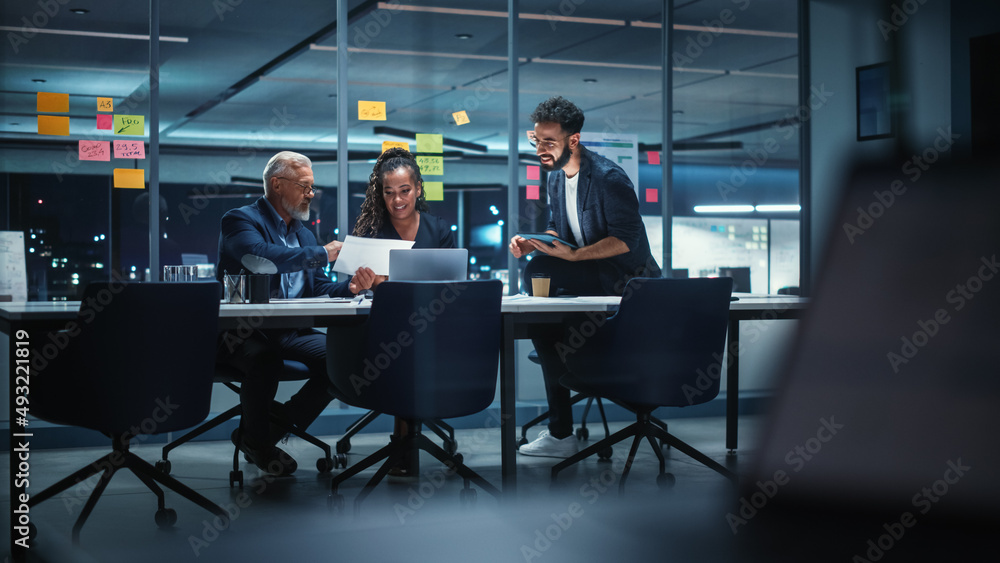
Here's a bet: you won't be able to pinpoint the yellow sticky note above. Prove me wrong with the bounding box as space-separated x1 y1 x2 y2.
416 133 443 153
37 92 69 113
97 97 114 112
113 114 144 135
416 155 444 176
358 101 386 121
37 115 70 136
381 141 410 153
113 168 145 189
423 181 443 201
452 111 470 125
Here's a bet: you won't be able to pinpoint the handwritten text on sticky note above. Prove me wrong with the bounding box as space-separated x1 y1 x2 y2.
452 111 470 125
79 140 110 162
416 155 443 176
114 140 145 159
381 141 410 153
97 97 114 112
358 101 386 121
416 133 443 153
113 114 144 135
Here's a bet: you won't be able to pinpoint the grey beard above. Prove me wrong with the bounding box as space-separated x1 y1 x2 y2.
283 200 310 221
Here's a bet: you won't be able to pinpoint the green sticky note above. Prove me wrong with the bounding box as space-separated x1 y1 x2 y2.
423 181 443 201
416 133 443 153
416 155 444 176
113 114 145 135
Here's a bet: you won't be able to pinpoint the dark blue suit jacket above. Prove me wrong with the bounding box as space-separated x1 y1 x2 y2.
545 146 661 290
216 197 351 298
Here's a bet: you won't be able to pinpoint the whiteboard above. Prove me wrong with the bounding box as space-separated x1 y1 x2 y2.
0 231 28 301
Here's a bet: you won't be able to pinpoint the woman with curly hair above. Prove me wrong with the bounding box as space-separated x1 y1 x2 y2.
353 147 456 289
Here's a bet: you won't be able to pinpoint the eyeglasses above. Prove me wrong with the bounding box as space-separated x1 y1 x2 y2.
277 177 316 195
527 131 572 150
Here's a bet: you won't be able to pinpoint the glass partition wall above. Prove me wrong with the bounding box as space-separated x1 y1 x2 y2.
1 0 801 299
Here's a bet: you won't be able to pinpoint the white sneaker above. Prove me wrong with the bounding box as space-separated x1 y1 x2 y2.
518 430 578 458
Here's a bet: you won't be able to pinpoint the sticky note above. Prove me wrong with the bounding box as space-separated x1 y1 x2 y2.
37 92 69 113
113 168 145 189
452 110 470 125
78 140 110 162
527 185 540 200
423 181 443 201
97 97 114 112
416 133 443 154
358 101 386 121
646 189 658 203
113 114 144 135
647 151 661 165
526 165 540 181
96 114 113 130
416 155 444 176
114 140 145 159
38 115 70 136
381 141 410 153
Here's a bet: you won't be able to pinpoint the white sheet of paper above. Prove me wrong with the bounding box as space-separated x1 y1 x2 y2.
332 235 414 276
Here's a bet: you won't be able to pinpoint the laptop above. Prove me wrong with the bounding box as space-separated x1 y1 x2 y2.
388 248 469 281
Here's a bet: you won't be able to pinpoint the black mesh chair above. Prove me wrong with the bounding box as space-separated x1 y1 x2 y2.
156 361 343 488
326 280 503 513
551 277 739 494
27 282 229 543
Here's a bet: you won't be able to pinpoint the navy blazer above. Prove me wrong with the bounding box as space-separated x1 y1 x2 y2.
374 212 457 249
545 146 661 289
216 197 351 298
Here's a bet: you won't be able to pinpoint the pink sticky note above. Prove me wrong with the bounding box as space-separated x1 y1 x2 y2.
114 140 145 159
646 189 658 203
527 185 540 200
96 114 113 130
527 165 540 181
79 140 110 162
647 151 661 165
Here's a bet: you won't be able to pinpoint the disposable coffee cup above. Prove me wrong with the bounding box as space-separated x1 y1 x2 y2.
531 274 551 298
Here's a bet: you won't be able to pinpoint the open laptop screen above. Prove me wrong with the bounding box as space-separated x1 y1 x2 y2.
388 248 469 282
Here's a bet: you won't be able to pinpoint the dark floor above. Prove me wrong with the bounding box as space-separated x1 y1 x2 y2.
4 416 767 563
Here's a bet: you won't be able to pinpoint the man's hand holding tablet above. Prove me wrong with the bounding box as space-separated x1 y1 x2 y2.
510 232 579 260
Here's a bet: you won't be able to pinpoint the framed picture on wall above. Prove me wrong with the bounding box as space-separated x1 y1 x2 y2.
856 62 894 141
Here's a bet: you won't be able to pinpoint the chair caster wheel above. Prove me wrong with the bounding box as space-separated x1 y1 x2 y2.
657 473 676 489
445 440 459 456
317 457 335 473
155 459 171 474
459 488 477 507
452 452 464 466
597 447 613 461
230 469 244 488
660 439 671 450
328 493 345 512
336 440 351 454
155 508 178 528
516 437 528 448
335 453 349 469
575 427 589 440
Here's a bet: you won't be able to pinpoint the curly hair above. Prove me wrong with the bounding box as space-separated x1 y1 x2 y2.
529 96 585 135
353 147 429 237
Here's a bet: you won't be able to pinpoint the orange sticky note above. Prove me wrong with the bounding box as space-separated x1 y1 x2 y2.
423 181 444 201
646 188 658 203
79 140 110 162
97 97 114 112
114 140 145 159
358 101 386 121
381 141 410 153
37 92 69 113
113 168 145 189
38 115 70 136
96 114 113 130
527 185 540 200
452 110 470 125
527 165 540 181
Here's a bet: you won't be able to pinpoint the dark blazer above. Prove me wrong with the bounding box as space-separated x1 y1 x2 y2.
545 146 661 290
216 197 350 298
374 212 457 249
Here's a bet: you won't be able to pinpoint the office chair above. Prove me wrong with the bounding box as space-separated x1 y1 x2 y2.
551 277 738 494
27 281 230 543
326 280 503 513
156 361 344 488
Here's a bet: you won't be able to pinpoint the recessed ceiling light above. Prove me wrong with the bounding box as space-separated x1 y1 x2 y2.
583 78 597 83
455 33 473 39
70 8 90 15
32 78 46 83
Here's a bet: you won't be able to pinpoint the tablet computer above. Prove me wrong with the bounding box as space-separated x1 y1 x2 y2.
516 232 578 249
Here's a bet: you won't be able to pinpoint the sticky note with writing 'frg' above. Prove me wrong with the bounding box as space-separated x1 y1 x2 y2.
37 92 69 113
113 168 145 189
114 115 144 135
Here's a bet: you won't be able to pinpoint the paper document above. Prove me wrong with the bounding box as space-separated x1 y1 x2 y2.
332 235 414 276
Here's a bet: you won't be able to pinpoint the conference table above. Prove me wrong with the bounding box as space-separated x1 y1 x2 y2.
3 291 806 554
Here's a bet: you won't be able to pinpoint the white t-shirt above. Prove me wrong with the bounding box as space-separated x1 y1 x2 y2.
564 172 584 246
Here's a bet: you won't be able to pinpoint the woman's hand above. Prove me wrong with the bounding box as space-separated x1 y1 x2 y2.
349 267 377 294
